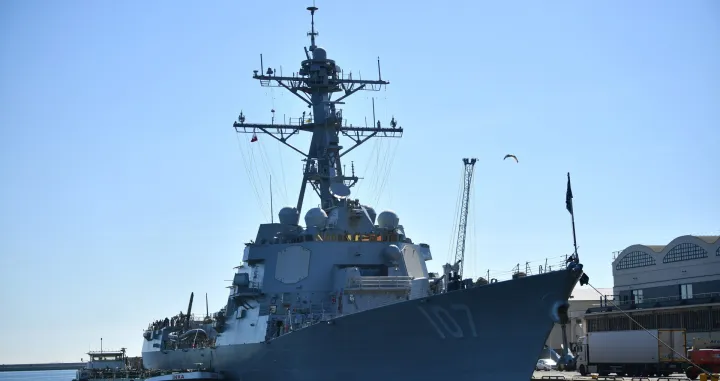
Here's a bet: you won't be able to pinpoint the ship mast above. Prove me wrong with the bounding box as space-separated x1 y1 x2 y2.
233 6 403 219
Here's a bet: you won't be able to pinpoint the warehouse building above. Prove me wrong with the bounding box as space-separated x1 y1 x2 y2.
583 235 720 347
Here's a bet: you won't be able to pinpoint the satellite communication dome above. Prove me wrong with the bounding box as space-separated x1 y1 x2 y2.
377 210 399 229
330 182 351 198
363 206 377 224
313 47 327 60
382 245 402 262
278 207 299 225
304 207 328 228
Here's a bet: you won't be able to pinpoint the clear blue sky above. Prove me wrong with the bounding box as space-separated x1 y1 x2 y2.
1 0 718 363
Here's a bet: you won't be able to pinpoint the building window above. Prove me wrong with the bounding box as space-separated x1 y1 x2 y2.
680 284 693 300
632 289 643 304
663 243 708 263
616 251 657 270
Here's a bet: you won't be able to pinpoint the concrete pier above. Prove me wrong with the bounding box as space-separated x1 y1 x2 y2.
530 370 693 381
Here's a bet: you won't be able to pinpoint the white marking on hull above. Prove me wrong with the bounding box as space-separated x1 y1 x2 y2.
417 303 478 339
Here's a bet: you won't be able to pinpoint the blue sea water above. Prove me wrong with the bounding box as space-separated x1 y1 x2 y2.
0 370 75 380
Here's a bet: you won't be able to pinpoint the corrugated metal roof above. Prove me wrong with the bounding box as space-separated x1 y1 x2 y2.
635 235 719 253
645 245 666 252
694 235 720 244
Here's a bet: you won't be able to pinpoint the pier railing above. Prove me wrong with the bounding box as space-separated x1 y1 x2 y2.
599 291 720 307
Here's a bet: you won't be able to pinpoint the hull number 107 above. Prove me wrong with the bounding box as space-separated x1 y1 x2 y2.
418 303 478 339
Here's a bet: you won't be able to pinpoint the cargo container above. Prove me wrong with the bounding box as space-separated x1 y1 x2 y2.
576 329 687 377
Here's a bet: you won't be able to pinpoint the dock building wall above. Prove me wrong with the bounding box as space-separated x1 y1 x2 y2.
583 235 720 348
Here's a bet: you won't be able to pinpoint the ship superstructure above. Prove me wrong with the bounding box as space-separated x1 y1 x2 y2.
141 6 589 381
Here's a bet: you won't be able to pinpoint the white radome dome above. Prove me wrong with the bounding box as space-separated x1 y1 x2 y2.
278 207 299 225
304 207 328 227
377 210 399 229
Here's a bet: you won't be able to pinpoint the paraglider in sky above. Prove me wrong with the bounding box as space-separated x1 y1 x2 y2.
503 154 518 163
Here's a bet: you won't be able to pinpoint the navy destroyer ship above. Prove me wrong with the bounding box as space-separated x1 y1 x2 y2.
141 6 589 380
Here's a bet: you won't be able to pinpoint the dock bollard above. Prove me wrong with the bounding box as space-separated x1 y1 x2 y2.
699 374 707 381
710 373 719 381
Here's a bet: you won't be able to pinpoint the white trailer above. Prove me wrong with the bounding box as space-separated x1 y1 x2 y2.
576 329 687 377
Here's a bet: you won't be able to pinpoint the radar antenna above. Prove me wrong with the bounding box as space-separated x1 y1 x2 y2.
307 6 318 51
232 6 403 217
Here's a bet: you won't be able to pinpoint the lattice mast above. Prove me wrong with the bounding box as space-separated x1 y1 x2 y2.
232 6 403 218
453 158 477 279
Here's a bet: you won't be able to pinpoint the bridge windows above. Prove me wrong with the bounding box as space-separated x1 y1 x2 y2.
680 284 693 300
616 251 656 270
632 289 644 304
662 243 708 263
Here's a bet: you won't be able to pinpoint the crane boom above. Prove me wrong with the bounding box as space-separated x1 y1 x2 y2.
454 158 477 279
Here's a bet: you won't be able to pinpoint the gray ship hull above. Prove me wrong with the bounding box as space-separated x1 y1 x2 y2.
143 267 582 381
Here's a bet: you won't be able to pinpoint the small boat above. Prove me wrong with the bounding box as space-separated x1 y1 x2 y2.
73 348 143 381
71 348 222 381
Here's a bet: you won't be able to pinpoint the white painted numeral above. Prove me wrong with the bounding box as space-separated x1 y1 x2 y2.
418 303 478 339
451 303 478 337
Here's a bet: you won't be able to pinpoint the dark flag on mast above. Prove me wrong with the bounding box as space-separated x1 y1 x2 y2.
565 172 580 266
566 173 574 215
565 172 589 286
